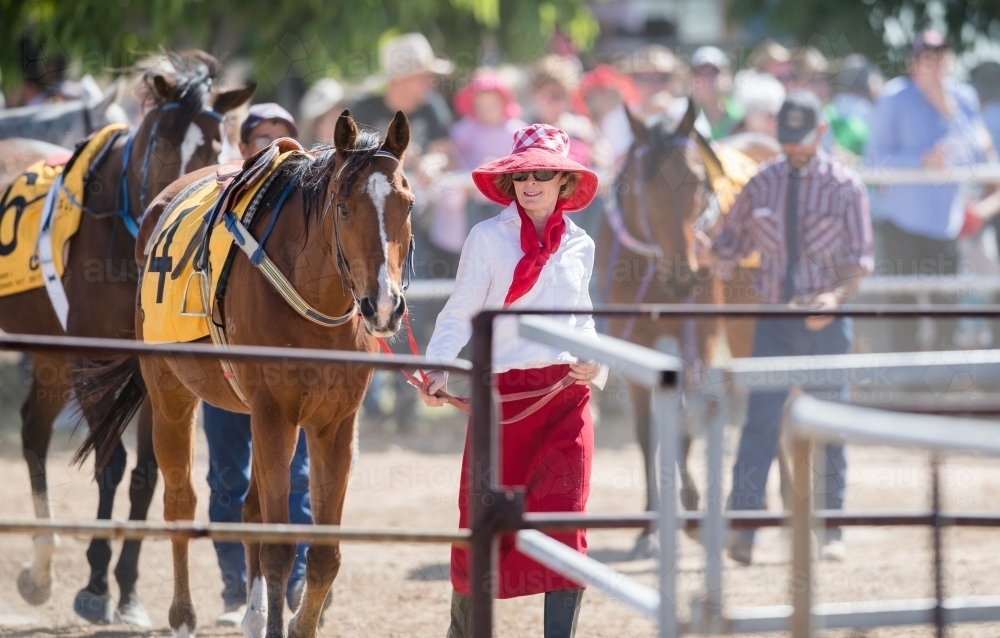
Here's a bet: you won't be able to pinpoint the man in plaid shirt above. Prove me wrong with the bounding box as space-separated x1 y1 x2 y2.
707 90 874 565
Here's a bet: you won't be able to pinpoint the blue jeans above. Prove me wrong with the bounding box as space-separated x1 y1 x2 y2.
203 403 311 608
728 317 852 543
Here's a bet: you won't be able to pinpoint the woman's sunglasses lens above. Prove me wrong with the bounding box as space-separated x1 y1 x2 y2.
511 172 529 182
534 171 557 182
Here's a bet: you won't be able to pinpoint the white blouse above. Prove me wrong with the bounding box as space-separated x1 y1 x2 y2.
425 203 608 388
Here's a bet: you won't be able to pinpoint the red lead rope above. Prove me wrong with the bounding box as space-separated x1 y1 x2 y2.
375 312 472 415
374 311 575 424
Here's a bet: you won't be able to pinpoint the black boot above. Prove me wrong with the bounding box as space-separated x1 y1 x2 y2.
544 588 583 638
446 590 471 638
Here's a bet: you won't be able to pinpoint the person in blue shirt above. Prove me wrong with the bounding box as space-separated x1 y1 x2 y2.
865 30 991 351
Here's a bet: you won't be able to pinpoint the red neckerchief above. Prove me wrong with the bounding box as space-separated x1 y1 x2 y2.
504 201 567 306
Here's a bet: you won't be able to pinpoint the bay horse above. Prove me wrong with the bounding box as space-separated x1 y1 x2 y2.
76 110 413 638
595 101 765 556
0 52 255 624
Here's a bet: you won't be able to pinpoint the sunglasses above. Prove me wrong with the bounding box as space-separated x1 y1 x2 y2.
510 171 558 182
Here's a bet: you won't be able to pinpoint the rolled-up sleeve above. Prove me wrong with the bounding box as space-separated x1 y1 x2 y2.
712 180 755 260
841 177 874 274
425 225 493 365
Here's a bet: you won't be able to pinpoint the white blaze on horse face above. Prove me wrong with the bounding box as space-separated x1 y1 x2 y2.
179 122 205 175
242 576 267 638
364 171 394 322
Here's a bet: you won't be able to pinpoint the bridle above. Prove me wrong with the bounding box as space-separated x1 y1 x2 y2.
328 148 415 312
117 101 224 239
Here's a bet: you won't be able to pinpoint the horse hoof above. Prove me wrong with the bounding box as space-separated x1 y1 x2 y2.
17 566 52 605
74 588 115 625
630 531 660 560
116 592 152 627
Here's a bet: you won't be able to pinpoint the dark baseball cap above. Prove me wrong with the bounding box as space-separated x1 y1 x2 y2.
240 103 298 142
911 30 949 57
777 89 823 145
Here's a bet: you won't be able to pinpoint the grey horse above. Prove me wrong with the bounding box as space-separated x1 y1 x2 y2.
0 78 127 147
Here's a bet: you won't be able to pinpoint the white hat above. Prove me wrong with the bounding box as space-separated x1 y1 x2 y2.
691 46 730 70
380 33 454 80
733 70 786 116
299 78 345 124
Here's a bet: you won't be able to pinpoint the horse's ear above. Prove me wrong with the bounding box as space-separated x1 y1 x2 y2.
335 109 359 154
152 75 176 101
625 106 646 144
381 111 410 159
676 96 699 138
213 82 257 114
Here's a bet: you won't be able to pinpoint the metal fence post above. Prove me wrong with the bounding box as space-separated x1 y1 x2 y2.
653 384 680 638
791 435 813 638
703 395 725 633
469 312 496 638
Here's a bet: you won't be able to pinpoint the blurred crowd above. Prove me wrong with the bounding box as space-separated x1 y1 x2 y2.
9 30 1000 425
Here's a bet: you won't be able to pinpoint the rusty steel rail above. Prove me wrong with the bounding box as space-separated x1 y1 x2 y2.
0 519 470 545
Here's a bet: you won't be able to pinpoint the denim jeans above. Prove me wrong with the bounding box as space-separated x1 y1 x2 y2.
203 402 311 607
728 317 852 543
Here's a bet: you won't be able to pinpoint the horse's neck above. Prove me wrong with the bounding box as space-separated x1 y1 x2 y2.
263 201 357 319
83 138 127 215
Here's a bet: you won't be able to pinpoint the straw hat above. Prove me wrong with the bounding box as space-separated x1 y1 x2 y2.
380 33 454 80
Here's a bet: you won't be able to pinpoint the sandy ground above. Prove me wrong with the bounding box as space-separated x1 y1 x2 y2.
0 388 998 638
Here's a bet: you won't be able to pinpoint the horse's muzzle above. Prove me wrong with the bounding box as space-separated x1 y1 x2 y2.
359 293 405 336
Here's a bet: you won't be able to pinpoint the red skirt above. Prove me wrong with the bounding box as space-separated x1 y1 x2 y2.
450 364 594 598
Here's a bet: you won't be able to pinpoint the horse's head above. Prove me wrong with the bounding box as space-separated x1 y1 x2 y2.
328 110 413 338
618 99 714 299
129 51 255 211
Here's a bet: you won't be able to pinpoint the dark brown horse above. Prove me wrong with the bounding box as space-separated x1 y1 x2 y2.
76 110 413 638
596 102 764 556
0 53 254 624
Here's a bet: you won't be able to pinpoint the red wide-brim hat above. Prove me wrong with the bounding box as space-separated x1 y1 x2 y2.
471 124 599 212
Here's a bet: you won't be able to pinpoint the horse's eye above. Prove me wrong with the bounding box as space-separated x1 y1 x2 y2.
407 202 414 216
338 204 349 219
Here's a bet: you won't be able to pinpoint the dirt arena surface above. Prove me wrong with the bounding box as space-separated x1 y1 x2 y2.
0 392 998 638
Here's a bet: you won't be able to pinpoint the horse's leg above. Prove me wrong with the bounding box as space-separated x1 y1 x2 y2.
248 401 298 638
288 415 355 638
74 439 126 624
113 398 157 626
242 469 266 638
146 362 200 637
17 354 68 605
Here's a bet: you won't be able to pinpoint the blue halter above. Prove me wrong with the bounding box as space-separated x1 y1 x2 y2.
117 101 225 239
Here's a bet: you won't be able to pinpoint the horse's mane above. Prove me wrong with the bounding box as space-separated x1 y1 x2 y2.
135 51 220 137
268 127 384 222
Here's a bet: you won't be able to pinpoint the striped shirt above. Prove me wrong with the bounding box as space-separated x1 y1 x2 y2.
712 150 873 304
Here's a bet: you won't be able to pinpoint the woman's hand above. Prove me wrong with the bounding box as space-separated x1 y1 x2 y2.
414 370 449 407
569 360 601 386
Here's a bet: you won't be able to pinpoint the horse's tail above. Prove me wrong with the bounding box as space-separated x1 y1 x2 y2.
72 356 147 476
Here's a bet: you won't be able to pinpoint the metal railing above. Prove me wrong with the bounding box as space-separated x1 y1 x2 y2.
786 395 1000 637
463 304 1000 638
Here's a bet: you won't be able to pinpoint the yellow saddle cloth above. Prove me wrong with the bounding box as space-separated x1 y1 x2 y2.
140 151 294 344
0 124 128 297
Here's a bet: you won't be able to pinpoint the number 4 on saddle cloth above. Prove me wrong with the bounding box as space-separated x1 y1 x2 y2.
0 124 128 308
139 143 302 344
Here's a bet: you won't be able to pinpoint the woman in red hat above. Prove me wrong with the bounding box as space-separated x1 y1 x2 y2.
418 124 605 638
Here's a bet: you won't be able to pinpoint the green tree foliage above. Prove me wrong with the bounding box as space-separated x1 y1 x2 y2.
1 0 599 93
729 0 1000 73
